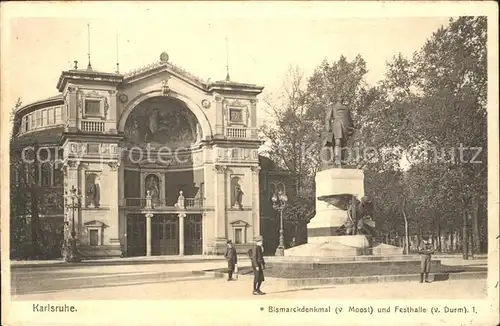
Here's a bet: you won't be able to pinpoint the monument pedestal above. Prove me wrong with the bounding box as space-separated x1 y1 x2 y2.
288 168 402 258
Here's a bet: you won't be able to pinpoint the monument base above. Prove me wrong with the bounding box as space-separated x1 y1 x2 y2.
290 167 402 261
285 235 403 258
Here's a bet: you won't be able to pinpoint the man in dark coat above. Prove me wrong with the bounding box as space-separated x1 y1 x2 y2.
322 100 355 167
418 236 434 283
251 235 266 295
224 240 238 281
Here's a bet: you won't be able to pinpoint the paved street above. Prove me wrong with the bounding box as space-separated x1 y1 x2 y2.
10 261 245 297
10 259 487 300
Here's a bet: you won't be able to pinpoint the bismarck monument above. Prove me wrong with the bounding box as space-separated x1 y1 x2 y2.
286 100 401 257
263 100 444 280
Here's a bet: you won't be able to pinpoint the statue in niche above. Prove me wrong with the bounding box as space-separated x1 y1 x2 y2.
234 183 244 210
195 122 202 142
145 175 160 201
87 175 101 208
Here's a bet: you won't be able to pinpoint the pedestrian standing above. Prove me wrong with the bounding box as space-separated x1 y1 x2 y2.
224 240 237 281
418 236 434 283
251 235 266 295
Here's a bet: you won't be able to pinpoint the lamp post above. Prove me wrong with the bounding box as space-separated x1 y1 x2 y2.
65 185 81 262
271 191 288 256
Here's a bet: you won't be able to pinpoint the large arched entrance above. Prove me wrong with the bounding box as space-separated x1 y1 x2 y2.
120 96 207 256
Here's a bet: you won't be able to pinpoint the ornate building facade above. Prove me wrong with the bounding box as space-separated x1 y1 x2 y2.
10 53 267 258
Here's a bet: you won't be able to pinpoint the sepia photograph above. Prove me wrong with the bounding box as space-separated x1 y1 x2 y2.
1 2 498 326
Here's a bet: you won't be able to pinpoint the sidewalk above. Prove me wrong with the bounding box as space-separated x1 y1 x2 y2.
11 255 251 269
10 252 488 269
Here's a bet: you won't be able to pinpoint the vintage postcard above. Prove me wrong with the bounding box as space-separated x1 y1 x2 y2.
1 1 498 326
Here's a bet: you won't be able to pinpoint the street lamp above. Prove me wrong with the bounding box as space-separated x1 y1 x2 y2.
271 191 288 256
65 185 81 262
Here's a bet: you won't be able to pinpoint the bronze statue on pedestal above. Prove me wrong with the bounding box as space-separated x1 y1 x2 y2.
321 101 355 168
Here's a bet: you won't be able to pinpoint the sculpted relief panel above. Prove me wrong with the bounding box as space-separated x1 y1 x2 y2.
124 97 201 148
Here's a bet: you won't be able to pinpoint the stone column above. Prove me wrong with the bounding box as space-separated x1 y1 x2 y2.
179 213 185 255
118 161 125 206
107 90 118 133
75 89 83 131
66 86 78 132
107 160 121 245
214 94 224 136
250 99 257 127
213 165 227 240
251 166 261 239
145 212 153 256
249 99 258 139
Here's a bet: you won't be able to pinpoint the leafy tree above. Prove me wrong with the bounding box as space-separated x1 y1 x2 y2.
410 16 487 256
260 66 318 237
9 99 65 259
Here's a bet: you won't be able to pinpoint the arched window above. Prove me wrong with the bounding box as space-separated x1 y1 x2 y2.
53 163 63 187
41 163 52 186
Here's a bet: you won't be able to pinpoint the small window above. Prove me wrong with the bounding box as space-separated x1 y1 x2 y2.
41 110 47 126
89 230 99 246
159 225 164 240
229 108 243 123
87 144 100 154
29 114 34 130
53 165 63 187
235 228 243 244
85 99 101 116
47 108 54 125
35 111 42 128
59 105 65 123
22 116 28 132
41 163 51 186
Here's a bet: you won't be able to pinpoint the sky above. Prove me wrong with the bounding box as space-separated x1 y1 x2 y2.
2 2 455 124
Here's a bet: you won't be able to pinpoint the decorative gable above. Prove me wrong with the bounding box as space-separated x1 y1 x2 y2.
84 220 109 228
230 220 250 228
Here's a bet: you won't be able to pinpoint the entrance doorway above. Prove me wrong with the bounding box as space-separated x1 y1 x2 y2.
126 214 146 256
184 214 203 255
151 214 179 255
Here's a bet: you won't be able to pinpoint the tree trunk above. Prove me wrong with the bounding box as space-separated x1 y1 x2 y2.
30 184 40 259
462 211 468 260
471 194 480 254
437 222 442 252
402 198 410 255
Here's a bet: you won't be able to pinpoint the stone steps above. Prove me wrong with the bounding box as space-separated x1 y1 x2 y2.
285 271 487 286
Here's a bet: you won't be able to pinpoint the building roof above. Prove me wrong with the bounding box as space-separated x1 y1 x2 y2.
56 69 124 92
122 53 264 94
15 95 64 114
